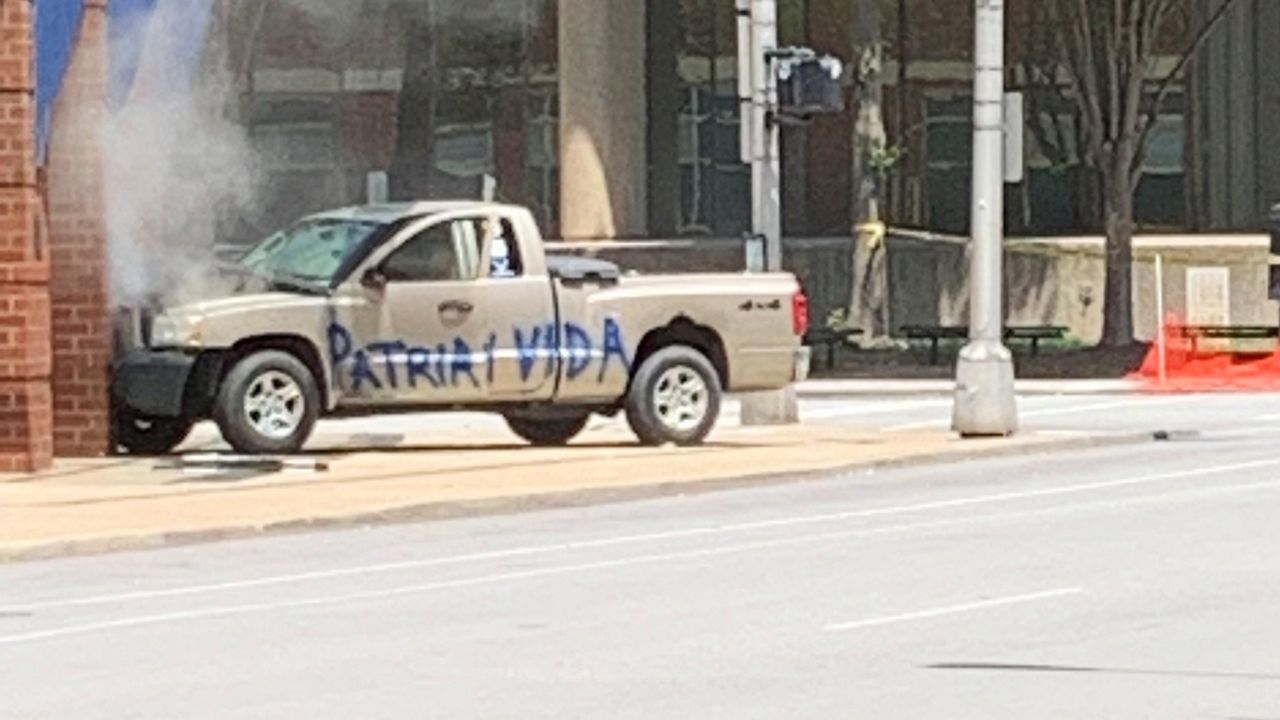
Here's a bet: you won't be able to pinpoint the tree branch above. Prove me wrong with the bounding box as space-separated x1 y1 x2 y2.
1105 0 1122 143
1143 0 1246 132
1067 0 1107 166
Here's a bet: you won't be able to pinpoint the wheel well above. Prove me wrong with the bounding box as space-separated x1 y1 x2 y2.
224 335 329 406
632 319 729 389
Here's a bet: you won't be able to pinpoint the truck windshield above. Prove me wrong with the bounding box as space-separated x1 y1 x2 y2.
240 218 383 285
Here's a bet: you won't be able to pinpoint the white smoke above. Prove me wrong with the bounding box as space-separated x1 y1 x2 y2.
104 0 550 308
105 0 256 308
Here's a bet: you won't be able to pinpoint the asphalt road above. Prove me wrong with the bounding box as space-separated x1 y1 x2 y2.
3 394 1280 718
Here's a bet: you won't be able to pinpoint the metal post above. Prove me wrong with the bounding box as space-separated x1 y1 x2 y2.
745 0 782 271
738 0 798 425
952 0 1018 437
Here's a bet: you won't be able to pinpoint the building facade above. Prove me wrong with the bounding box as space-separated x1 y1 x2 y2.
192 0 1273 247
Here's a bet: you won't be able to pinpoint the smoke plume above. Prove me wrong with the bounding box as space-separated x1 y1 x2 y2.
104 0 551 308
105 0 255 308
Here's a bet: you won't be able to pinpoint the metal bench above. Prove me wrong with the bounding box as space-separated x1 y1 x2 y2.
804 327 865 370
1178 325 1280 354
900 325 1069 365
1006 326 1071 356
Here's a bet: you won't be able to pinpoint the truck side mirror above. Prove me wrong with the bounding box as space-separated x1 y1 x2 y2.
361 268 387 291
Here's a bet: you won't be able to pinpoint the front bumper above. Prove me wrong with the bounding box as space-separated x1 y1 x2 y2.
793 346 812 383
112 349 198 418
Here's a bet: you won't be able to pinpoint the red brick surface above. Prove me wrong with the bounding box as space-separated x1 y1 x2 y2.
0 0 53 472
0 0 34 92
47 0 112 457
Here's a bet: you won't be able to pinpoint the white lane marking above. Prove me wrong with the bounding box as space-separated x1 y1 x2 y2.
8 455 1280 614
1203 425 1280 439
0 524 1065 645
884 397 1181 432
5 475 1279 646
1253 413 1280 421
824 588 1084 632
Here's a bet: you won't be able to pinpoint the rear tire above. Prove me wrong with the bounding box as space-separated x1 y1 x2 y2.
504 413 590 446
214 351 320 455
625 345 722 446
112 410 194 456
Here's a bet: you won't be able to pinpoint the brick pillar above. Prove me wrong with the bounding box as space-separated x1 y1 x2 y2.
47 0 112 457
0 0 54 472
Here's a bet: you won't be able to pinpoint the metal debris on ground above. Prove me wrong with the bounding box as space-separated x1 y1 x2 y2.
155 454 330 475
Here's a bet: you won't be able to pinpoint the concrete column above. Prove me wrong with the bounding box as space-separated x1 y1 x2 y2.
646 0 682 237
1254 0 1280 211
558 0 648 240
0 0 54 472
1196 0 1268 228
47 0 113 456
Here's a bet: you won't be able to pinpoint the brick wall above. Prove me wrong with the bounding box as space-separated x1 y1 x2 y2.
47 0 112 457
0 0 53 472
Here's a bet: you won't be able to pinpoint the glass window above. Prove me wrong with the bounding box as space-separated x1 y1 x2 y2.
226 0 560 239
485 218 523 278
1142 115 1185 176
240 218 382 283
647 0 749 236
383 220 483 283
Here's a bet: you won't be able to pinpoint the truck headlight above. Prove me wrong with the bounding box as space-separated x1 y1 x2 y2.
150 314 204 349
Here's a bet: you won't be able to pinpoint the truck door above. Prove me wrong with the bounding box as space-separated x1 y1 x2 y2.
479 215 558 401
330 215 490 406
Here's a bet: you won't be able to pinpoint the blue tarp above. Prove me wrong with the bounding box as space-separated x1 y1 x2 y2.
35 0 215 163
34 0 84 162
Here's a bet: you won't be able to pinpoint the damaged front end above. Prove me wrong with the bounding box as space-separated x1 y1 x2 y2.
110 300 223 453
112 297 162 357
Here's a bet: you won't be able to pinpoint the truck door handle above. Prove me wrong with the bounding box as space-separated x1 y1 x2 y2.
438 300 474 314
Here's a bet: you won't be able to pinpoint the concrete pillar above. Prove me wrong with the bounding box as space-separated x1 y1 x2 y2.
646 0 682 237
1195 0 1269 228
0 0 54 472
47 0 113 456
558 0 648 240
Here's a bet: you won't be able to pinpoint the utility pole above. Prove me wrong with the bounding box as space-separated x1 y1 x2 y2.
738 0 799 425
740 0 783 272
952 0 1018 436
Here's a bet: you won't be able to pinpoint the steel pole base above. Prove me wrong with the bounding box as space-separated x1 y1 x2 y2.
740 385 800 426
952 340 1018 437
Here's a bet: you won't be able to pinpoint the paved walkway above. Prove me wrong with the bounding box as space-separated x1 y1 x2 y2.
797 378 1145 396
0 407 1136 562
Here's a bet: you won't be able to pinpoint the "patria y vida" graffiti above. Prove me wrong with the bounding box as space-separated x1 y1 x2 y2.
327 318 630 392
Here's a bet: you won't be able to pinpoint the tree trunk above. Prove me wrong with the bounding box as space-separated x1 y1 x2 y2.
849 0 888 339
850 0 884 227
1100 163 1135 346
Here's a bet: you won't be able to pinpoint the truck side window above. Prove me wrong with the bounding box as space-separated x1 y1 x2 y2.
382 220 481 282
487 219 522 279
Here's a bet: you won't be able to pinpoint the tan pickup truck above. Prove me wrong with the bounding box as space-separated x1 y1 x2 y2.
111 202 811 455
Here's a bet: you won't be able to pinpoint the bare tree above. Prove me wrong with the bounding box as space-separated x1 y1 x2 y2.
1037 0 1244 345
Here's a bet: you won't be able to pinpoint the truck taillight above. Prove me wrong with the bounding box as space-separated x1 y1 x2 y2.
792 289 810 337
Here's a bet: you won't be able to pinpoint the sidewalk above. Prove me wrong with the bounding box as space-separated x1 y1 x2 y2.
0 414 1146 563
797 378 1146 397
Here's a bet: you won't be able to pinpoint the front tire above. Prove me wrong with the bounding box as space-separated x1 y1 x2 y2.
112 410 194 456
625 345 722 446
504 413 590 446
214 351 320 455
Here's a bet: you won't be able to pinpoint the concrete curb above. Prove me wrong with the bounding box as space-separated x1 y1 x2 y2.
0 430 1157 565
